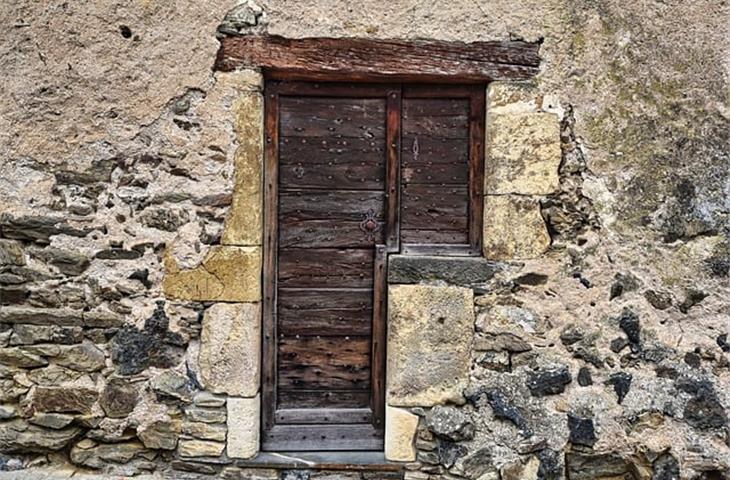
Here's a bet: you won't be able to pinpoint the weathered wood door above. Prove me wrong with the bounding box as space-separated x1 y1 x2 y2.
262 82 484 451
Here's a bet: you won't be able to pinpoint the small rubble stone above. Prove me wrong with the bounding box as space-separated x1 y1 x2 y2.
28 412 75 429
70 439 149 469
577 367 593 386
227 395 259 459
652 452 680 480
567 414 597 447
426 406 474 441
29 247 90 276
605 372 632 404
527 365 572 396
0 420 81 452
182 421 227 441
138 417 181 450
54 340 106 372
178 438 226 458
437 439 467 468
485 390 531 436
0 214 93 244
9 324 83 345
194 391 226 408
0 347 48 368
618 308 642 352
385 406 419 462
186 407 226 424
100 378 139 418
644 289 673 310
565 451 631 480
474 332 532 353
28 385 99 414
678 289 709 313
0 240 25 266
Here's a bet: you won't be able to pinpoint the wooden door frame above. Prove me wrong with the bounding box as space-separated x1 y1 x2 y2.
262 82 397 450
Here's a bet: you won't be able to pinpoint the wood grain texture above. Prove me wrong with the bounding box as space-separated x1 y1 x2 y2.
216 36 540 82
262 424 384 451
278 336 371 390
278 248 374 288
278 288 373 336
275 408 373 424
277 390 371 409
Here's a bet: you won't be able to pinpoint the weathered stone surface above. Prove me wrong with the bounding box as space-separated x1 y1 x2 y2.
385 406 419 462
426 406 474 441
222 90 264 246
0 214 93 244
199 302 260 396
70 439 149 469
27 385 99 414
0 240 25 266
0 420 81 452
28 412 75 429
485 113 561 195
474 332 532 353
567 414 596 447
227 395 259 459
193 391 226 408
387 285 473 406
0 347 48 368
163 246 261 302
178 438 226 458
53 341 106 372
29 247 90 276
9 324 83 346
0 405 16 420
182 421 227 441
152 370 194 402
483 195 550 260
387 255 501 285
0 307 82 326
100 378 139 418
185 407 226 424
137 417 181 450
500 455 540 480
565 451 632 480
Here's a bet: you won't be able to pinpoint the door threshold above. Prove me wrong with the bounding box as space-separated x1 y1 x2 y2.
234 451 403 471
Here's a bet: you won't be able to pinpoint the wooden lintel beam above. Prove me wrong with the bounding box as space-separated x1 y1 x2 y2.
215 35 540 82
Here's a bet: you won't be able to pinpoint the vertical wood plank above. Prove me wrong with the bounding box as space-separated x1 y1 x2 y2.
386 88 401 252
262 83 280 431
468 86 486 255
370 244 387 430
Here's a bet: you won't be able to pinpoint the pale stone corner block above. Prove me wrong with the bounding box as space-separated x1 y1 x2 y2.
487 81 539 115
163 245 261 302
482 195 550 260
222 88 264 247
227 394 260 459
199 303 260 397
385 406 419 462
387 285 473 407
484 112 561 196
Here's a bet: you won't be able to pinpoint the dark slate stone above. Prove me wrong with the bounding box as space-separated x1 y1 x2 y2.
513 272 548 286
485 390 532 437
111 301 185 375
610 337 630 353
678 289 709 314
618 308 642 352
282 471 310 480
537 448 563 480
567 414 597 447
527 365 572 397
683 351 701 368
560 324 584 346
681 383 727 430
0 214 93 244
644 289 673 310
460 448 495 479
0 287 29 305
609 273 640 300
437 440 468 469
100 378 139 418
95 249 143 260
572 346 605 368
29 247 90 276
387 255 501 285
605 372 632 404
716 333 729 352
652 452 680 480
577 367 593 386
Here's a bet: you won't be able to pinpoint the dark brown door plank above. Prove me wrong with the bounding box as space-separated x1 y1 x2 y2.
280 97 386 138
275 408 373 425
278 248 374 288
277 390 371 409
278 288 373 336
278 336 371 390
262 424 384 451
279 190 385 222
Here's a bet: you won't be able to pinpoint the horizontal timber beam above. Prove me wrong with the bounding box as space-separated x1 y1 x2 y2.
214 35 541 83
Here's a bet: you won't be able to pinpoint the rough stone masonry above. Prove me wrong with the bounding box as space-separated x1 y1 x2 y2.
1 0 729 479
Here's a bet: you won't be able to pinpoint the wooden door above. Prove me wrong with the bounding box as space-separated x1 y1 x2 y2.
262 83 398 451
262 82 484 451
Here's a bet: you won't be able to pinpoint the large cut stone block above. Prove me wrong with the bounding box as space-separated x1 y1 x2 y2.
485 113 561 195
227 395 259 459
483 195 550 260
385 406 419 462
163 246 261 302
387 285 473 406
222 91 264 246
199 303 260 396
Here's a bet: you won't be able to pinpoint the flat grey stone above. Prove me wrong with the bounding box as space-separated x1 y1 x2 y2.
388 255 501 285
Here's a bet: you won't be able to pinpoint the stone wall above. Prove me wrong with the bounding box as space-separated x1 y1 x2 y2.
1 0 729 479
